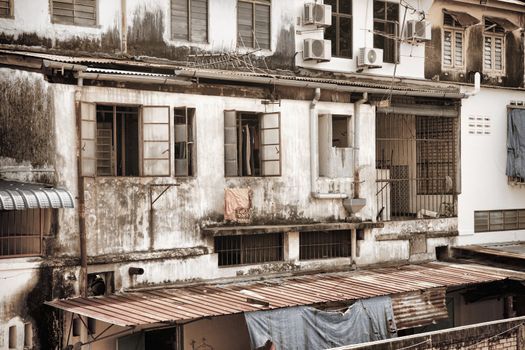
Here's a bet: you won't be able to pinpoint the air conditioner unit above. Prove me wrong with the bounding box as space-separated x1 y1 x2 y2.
303 39 331 62
405 20 431 42
357 47 383 68
304 3 331 27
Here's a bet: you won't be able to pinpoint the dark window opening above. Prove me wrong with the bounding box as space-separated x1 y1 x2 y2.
171 0 209 43
87 318 96 335
373 0 399 63
332 115 351 148
324 0 353 58
237 0 271 49
0 209 52 258
224 111 281 177
96 105 140 177
145 328 177 350
299 231 351 260
87 271 114 297
72 318 81 337
174 107 196 176
215 233 283 266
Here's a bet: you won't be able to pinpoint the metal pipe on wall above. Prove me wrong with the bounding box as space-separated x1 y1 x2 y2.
353 92 368 199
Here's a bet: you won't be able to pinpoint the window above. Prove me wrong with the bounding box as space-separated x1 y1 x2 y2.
373 1 399 63
483 18 505 74
324 0 352 58
299 231 351 260
72 318 81 337
174 107 196 176
51 0 97 26
443 13 464 69
24 323 33 348
223 111 281 177
171 0 208 42
0 0 12 18
474 209 525 232
237 0 271 49
87 318 96 335
80 103 171 177
0 209 52 258
215 233 283 266
416 116 456 195
88 271 114 296
332 115 351 148
8 325 16 349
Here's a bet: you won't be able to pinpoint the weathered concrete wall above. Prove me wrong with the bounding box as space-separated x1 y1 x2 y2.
0 69 55 184
425 0 525 88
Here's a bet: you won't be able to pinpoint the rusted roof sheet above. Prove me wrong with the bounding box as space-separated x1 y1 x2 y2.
0 49 461 95
0 181 74 210
46 262 524 328
392 288 447 330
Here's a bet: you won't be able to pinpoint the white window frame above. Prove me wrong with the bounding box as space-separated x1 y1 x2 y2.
442 27 465 70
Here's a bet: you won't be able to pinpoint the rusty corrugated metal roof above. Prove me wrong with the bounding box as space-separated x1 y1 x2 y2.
392 288 447 330
45 262 525 327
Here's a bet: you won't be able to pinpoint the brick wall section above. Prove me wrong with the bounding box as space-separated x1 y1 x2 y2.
339 316 525 350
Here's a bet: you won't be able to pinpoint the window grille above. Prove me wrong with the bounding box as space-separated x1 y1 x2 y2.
474 209 525 232
299 231 351 260
215 233 283 266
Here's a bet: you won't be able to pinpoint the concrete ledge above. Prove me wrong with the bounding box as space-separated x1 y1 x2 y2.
202 222 384 236
376 230 458 241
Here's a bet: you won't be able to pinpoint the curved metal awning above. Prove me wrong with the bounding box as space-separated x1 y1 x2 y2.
0 181 74 210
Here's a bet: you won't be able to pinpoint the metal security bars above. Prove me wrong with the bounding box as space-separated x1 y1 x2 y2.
215 233 283 266
0 209 52 258
475 209 525 233
376 113 458 221
299 231 351 260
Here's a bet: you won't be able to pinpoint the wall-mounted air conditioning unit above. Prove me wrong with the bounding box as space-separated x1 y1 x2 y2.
357 47 383 68
304 38 331 62
405 20 431 42
304 3 331 27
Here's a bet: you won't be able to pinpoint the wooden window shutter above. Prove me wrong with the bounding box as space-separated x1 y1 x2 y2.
80 102 97 177
191 0 208 43
237 1 253 47
260 112 281 176
174 107 189 176
171 0 189 40
254 3 270 49
224 110 238 176
142 106 171 176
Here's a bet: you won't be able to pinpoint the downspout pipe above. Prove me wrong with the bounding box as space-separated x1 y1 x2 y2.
464 72 481 98
310 88 348 199
353 92 368 199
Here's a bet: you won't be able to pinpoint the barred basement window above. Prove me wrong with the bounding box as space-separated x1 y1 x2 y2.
0 0 13 18
373 0 399 63
171 0 208 43
299 231 351 260
237 0 271 49
324 0 352 58
51 0 97 26
215 233 283 266
474 209 525 233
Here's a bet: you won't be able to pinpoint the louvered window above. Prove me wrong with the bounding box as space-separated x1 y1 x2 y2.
0 0 12 17
237 0 271 50
474 209 525 232
171 0 208 43
443 14 464 69
51 0 97 26
483 19 505 73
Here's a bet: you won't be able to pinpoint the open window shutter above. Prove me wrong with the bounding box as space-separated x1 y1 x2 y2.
260 112 281 176
142 106 171 176
80 102 97 177
174 107 189 176
318 113 331 177
224 110 238 176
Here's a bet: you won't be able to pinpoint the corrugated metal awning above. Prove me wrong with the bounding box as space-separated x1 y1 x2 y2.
0 181 74 210
443 9 480 27
45 262 525 328
485 16 520 32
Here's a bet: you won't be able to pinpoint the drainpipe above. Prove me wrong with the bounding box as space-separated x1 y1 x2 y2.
464 72 481 98
121 0 127 54
74 76 88 298
310 88 348 199
352 92 368 199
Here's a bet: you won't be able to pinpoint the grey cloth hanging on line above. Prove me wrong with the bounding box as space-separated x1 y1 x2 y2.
244 296 397 350
506 108 525 179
